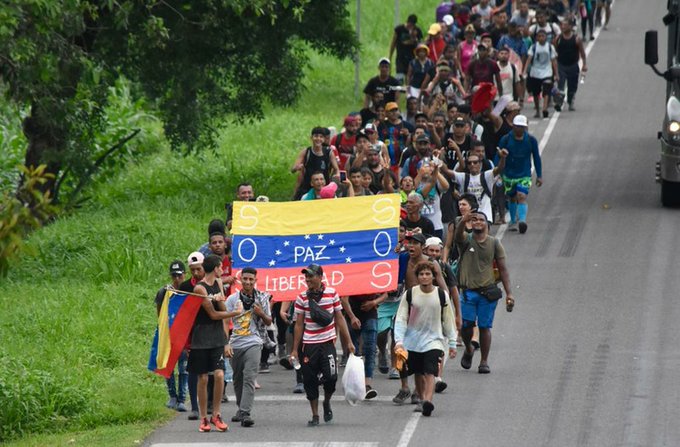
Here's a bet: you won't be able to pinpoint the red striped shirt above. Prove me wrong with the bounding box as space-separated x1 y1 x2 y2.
294 287 342 344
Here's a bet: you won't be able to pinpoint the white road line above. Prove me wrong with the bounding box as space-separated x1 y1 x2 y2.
150 443 379 447
224 394 396 403
395 413 422 447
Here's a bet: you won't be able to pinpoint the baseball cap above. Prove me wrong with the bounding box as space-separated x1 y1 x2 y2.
405 232 427 245
513 114 528 127
453 116 467 126
505 101 521 112
428 23 442 35
187 251 205 267
442 14 454 26
385 102 399 112
416 134 430 143
378 57 391 66
169 260 186 276
301 263 324 276
424 237 443 248
364 123 376 133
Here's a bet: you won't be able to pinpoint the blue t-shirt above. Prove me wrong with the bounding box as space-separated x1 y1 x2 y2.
497 132 542 179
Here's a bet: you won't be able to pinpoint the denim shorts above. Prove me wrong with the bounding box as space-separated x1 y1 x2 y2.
461 289 499 329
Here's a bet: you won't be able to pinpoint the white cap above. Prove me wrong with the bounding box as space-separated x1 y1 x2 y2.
187 251 205 266
442 14 454 26
424 236 443 248
512 114 528 127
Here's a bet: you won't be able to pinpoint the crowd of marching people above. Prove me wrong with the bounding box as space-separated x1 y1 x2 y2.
154 0 609 433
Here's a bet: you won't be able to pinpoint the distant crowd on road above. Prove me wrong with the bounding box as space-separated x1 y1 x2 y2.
153 0 611 433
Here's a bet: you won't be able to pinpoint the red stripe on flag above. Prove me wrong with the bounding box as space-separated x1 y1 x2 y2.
232 260 399 302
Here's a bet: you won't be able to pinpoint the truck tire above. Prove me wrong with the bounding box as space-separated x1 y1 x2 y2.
661 179 680 207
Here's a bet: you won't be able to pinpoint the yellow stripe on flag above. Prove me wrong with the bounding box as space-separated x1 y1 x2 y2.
156 289 173 369
232 194 401 236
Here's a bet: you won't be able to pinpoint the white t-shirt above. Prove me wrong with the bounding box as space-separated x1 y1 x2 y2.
528 42 557 79
497 62 516 100
453 169 496 220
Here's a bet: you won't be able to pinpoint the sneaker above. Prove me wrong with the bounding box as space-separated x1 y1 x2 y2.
434 379 448 394
554 103 562 112
188 410 199 421
210 414 229 432
279 357 293 370
542 109 549 118
413 401 423 413
323 400 333 423
378 352 389 374
241 414 255 427
410 393 421 405
388 368 400 380
166 397 178 409
518 221 528 234
569 101 575 111
392 388 411 405
422 401 435 417
259 362 270 374
308 415 320 427
508 222 518 232
293 382 305 394
231 410 243 422
176 402 187 412
199 417 211 432
365 386 378 400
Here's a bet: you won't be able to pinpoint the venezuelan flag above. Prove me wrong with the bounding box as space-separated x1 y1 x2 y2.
231 195 401 301
148 289 203 378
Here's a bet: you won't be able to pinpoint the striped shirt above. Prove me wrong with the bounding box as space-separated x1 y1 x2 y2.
294 287 342 344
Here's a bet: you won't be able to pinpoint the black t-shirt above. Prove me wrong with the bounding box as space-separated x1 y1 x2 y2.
363 76 402 103
443 134 472 168
179 278 196 293
155 286 169 307
403 215 435 237
349 294 379 322
360 107 378 127
394 24 423 72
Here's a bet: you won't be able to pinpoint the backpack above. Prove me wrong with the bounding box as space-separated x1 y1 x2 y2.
463 171 493 200
531 23 560 44
406 286 448 326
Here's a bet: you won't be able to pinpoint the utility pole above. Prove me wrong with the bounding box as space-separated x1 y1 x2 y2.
354 0 361 99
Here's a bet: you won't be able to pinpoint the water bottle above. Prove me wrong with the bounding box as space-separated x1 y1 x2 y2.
291 356 301 370
580 73 586 84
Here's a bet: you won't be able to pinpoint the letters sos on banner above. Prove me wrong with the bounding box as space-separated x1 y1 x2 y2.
231 195 401 301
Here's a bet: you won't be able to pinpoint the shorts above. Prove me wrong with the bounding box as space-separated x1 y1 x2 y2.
502 175 532 197
377 301 400 333
187 347 224 375
299 341 338 401
406 349 444 376
461 289 499 329
527 76 553 97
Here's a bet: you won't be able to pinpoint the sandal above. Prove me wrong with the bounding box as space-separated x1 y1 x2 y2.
460 349 474 370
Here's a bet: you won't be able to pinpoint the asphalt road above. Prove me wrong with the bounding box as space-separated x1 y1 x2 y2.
144 1 680 446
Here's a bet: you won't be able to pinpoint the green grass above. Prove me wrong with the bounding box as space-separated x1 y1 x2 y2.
0 0 440 444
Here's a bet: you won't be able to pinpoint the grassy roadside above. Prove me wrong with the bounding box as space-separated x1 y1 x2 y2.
0 1 439 444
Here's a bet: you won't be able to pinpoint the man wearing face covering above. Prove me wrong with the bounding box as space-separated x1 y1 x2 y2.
455 210 514 375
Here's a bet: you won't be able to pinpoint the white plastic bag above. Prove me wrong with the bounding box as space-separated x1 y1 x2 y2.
342 353 365 406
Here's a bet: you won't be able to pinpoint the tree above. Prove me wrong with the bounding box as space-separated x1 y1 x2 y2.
0 0 358 207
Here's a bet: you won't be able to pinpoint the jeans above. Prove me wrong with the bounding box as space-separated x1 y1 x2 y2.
166 350 188 402
349 318 378 379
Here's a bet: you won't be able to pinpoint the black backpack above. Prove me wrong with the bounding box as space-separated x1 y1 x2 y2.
406 286 448 326
463 171 493 199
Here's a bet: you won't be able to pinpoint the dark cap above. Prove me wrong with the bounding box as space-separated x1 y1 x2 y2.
405 232 427 245
356 130 370 142
454 116 467 126
169 260 186 276
301 263 324 276
416 134 430 143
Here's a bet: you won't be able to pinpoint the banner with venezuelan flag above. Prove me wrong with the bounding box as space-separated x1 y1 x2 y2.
231 194 401 301
148 289 203 378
